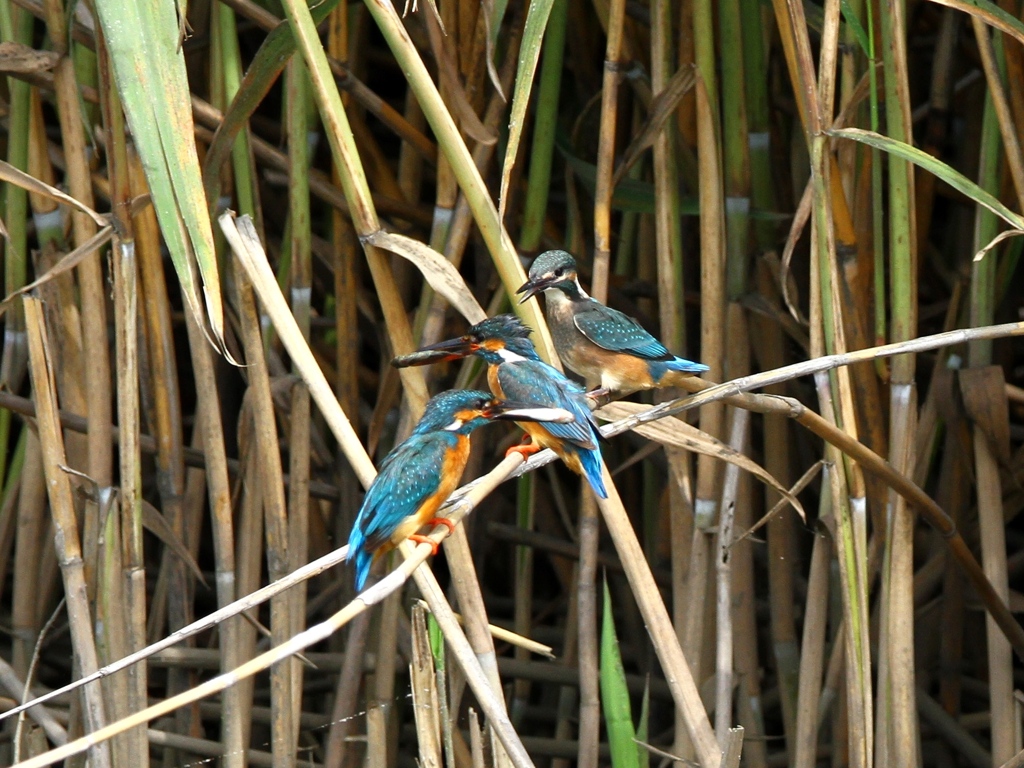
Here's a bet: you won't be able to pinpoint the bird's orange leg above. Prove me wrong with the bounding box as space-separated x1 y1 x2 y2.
505 434 541 459
407 534 439 555
408 517 457 555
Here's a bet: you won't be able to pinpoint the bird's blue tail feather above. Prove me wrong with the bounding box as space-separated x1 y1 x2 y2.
664 356 709 373
650 357 709 383
578 447 608 499
347 527 373 590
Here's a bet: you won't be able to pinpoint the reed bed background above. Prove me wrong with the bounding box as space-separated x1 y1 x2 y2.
0 0 1022 766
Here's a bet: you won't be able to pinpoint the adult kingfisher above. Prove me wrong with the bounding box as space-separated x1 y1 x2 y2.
347 389 573 589
516 250 709 392
393 315 608 499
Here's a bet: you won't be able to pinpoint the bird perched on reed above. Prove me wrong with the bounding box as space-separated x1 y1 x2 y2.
347 389 572 589
517 249 709 393
394 315 608 499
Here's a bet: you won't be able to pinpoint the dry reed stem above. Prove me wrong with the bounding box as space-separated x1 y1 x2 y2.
410 603 443 768
576 490 600 768
235 269 297 766
591 0 626 300
793 530 830 768
595 464 720 767
22 296 110 768
715 409 747 744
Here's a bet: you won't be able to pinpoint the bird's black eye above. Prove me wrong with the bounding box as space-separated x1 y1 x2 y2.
554 267 565 277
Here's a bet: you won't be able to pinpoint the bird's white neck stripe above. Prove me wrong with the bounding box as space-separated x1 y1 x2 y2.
443 418 464 431
574 278 590 299
496 347 527 363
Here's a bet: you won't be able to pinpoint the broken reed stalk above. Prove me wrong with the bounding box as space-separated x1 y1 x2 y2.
22 296 111 768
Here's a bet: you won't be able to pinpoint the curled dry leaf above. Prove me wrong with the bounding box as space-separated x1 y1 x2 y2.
0 159 107 226
0 227 114 319
363 231 487 324
597 401 806 523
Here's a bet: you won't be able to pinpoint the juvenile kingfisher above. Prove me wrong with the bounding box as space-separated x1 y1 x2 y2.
517 250 709 392
347 389 572 589
394 315 608 499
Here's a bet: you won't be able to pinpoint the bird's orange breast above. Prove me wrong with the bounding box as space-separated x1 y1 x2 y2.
387 435 469 548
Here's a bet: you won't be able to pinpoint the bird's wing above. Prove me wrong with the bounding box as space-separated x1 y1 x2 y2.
355 434 449 552
573 302 672 360
496 361 598 449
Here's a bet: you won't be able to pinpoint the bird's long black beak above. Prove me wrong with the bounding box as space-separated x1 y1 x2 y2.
484 400 575 424
515 275 552 304
392 337 476 368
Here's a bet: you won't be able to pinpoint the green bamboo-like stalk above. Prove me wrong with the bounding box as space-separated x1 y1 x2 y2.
969 80 1013 764
878 2 919 764
518 0 568 253
0 2 32 555
743 1 775 252
285 54 312 768
214 3 259 221
719 0 751 301
864 0 887 361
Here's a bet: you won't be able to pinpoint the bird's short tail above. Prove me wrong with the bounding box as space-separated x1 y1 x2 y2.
653 357 709 387
578 447 608 499
346 528 374 591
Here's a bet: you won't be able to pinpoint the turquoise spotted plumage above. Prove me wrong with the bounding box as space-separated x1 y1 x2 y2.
347 389 570 589
517 250 709 392
394 315 608 499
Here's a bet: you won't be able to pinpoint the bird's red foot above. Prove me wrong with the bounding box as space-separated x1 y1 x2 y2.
408 534 440 556
409 518 457 555
586 387 611 407
425 517 456 535
505 436 541 460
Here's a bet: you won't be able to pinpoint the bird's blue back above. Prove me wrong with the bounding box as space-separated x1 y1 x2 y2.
492 358 607 498
494 360 597 449
347 431 456 589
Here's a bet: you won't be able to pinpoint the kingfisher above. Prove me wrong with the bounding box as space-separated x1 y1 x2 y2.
347 389 573 589
516 250 709 393
394 315 608 499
